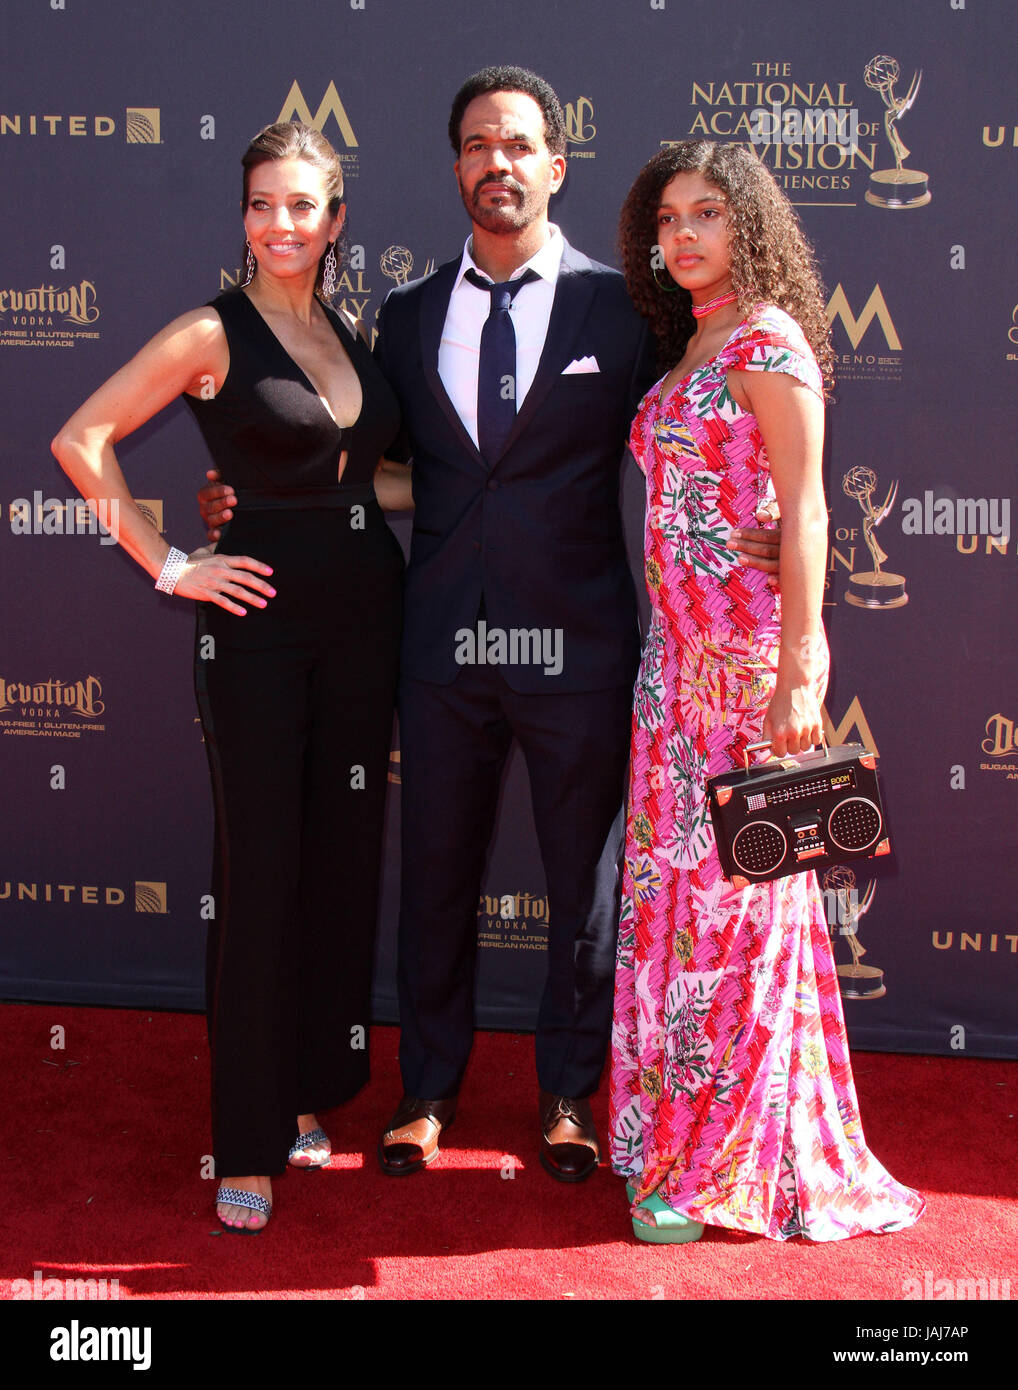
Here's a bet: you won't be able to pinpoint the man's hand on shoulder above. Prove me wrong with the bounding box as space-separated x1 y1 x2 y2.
197 468 237 543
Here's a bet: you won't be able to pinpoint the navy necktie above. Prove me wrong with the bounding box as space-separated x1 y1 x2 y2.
464 266 539 463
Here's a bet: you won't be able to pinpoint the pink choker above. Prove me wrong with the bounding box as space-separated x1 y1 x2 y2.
691 290 738 319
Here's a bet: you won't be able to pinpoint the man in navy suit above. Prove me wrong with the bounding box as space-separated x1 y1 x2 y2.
374 67 654 1182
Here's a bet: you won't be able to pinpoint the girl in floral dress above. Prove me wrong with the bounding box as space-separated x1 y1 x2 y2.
609 143 924 1243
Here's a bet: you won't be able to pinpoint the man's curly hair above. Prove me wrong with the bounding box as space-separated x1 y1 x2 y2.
618 142 834 389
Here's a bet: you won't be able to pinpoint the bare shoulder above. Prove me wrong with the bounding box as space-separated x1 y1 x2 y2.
147 305 226 355
52 304 233 446
137 307 229 397
732 362 822 423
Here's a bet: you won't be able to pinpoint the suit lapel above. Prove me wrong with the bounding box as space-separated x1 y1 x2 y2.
420 259 485 466
419 240 597 470
494 239 595 464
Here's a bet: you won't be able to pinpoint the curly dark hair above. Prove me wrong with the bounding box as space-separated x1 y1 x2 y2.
618 141 834 388
240 121 345 301
448 66 566 156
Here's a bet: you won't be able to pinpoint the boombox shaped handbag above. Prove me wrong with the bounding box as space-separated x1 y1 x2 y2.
706 740 890 888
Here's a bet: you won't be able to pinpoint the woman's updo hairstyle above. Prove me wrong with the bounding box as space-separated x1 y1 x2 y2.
240 121 345 299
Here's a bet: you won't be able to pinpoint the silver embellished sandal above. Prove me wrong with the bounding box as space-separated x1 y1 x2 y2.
216 1186 272 1234
287 1127 331 1170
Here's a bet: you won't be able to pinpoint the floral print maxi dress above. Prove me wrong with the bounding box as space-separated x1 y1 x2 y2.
609 305 924 1241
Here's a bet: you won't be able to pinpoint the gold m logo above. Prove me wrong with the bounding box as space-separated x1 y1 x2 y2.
826 284 901 350
822 696 879 757
565 97 596 144
278 80 357 147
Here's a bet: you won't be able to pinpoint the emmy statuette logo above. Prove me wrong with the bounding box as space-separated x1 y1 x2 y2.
823 866 884 999
863 55 931 209
842 467 909 609
379 246 435 287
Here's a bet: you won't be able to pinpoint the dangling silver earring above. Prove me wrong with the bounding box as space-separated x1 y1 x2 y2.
242 240 255 287
321 242 338 298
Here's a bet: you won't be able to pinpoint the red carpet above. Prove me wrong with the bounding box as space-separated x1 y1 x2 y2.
1 1002 1014 1301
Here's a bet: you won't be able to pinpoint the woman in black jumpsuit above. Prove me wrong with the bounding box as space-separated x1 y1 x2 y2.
54 122 406 1231
187 286 403 1215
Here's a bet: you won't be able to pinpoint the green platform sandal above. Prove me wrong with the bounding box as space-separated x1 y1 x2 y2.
626 1179 704 1245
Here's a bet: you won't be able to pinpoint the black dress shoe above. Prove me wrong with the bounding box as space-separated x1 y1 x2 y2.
539 1090 600 1182
377 1095 457 1176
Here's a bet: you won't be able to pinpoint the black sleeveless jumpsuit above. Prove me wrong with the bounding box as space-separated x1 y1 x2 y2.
184 289 403 1175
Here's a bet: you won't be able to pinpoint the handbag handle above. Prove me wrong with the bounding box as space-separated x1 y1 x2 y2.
743 732 829 774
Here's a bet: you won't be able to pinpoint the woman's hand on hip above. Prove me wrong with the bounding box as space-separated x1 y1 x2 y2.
173 546 275 615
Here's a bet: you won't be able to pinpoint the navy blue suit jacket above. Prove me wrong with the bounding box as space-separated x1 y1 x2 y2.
375 239 656 694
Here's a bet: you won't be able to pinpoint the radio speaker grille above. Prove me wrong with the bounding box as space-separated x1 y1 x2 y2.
732 820 787 876
828 797 882 852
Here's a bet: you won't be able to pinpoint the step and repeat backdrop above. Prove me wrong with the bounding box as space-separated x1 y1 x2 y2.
1 0 1014 1057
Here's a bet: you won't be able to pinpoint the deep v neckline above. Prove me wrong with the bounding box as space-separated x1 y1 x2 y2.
240 290 364 435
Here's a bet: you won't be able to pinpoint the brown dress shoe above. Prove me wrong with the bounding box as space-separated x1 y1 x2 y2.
539 1090 600 1182
377 1095 457 1176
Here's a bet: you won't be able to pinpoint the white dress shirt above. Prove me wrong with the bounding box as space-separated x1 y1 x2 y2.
438 224 564 449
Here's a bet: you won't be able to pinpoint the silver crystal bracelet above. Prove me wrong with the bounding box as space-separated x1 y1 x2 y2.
155 546 189 595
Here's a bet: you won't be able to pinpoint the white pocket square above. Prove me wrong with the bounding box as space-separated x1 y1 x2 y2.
561 355 600 374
